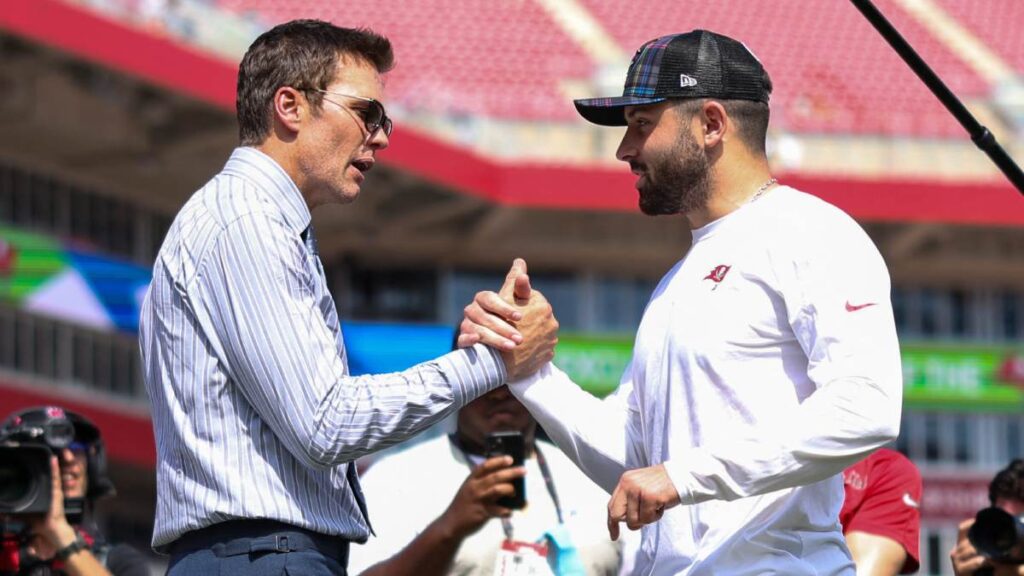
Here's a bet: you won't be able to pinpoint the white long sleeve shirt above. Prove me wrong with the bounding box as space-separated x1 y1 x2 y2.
511 187 902 575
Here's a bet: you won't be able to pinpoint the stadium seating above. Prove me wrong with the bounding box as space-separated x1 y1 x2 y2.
216 0 997 138
580 0 988 137
934 0 1024 74
215 0 593 120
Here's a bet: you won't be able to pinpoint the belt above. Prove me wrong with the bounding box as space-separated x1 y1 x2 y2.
169 519 350 563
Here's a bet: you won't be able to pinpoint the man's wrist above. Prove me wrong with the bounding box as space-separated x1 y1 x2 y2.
54 533 87 561
46 523 79 550
660 457 692 506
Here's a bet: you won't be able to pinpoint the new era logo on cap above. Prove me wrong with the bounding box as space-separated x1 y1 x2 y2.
574 29 773 126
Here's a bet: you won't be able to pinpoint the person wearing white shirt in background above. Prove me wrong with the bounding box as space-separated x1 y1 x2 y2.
348 383 620 576
461 29 903 575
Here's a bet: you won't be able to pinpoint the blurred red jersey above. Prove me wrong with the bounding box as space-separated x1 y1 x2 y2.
841 448 923 574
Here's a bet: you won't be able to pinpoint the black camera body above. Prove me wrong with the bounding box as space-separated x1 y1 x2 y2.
0 406 87 522
0 444 55 516
968 506 1024 572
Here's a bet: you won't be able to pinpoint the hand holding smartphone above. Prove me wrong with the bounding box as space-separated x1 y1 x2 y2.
485 431 526 509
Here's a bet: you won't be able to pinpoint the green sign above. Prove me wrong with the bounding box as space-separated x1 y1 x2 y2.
556 334 1024 410
0 226 67 303
902 344 1024 411
554 334 634 397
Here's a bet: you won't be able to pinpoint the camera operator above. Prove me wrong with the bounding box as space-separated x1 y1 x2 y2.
0 406 150 576
951 459 1024 576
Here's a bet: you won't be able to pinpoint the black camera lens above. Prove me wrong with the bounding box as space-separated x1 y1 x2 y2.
969 507 1024 561
0 451 40 509
0 463 33 504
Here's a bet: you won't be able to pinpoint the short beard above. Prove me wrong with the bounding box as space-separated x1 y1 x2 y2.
636 129 712 216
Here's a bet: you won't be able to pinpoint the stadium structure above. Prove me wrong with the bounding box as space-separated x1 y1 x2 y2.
1 1 1023 573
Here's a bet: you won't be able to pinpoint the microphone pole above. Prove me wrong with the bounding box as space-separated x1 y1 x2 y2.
850 0 1024 196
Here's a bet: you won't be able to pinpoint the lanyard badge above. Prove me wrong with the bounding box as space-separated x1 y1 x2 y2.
494 540 551 576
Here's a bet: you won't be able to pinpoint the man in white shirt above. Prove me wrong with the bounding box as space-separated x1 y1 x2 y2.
348 384 621 576
461 30 903 575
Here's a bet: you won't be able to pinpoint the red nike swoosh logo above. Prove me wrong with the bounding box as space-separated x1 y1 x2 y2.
845 301 877 312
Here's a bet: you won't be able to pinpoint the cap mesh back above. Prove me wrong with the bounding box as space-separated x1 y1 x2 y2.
649 30 771 102
717 35 772 102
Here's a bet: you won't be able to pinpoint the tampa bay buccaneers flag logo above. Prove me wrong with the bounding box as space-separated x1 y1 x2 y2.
704 265 731 284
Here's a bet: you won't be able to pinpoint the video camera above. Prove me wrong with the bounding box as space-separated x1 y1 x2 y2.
0 407 85 523
968 506 1024 573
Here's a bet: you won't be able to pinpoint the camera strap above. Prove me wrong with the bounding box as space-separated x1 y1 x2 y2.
449 436 563 542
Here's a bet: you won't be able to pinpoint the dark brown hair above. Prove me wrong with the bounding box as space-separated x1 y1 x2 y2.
990 459 1024 505
673 98 770 155
236 19 394 146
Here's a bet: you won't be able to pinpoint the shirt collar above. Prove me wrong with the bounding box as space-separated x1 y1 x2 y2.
691 186 787 244
222 147 312 234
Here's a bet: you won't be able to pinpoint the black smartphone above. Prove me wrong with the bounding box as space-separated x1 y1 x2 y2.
485 431 526 509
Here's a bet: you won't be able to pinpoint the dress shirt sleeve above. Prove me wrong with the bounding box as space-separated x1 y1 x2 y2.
663 216 903 504
189 213 506 469
509 362 643 494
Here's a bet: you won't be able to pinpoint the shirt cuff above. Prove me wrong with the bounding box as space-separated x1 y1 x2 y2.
661 453 699 506
507 361 564 395
440 344 507 404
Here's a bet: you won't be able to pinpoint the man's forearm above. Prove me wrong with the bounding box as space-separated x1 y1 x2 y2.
60 549 113 576
665 376 899 505
509 363 631 493
358 515 464 576
846 531 907 576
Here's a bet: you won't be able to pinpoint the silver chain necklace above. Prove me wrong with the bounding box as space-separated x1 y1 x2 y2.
748 177 778 204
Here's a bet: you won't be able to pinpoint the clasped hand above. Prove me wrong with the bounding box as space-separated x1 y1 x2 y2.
458 258 558 381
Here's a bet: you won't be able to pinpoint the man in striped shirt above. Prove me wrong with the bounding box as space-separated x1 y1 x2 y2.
138 20 558 576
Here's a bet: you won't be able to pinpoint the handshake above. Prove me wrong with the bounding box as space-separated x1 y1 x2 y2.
457 258 560 381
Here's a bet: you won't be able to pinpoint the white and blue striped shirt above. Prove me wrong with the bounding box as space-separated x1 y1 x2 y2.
139 147 506 551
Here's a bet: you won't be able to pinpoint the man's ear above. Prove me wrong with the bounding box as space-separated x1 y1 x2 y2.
701 100 728 148
272 87 304 134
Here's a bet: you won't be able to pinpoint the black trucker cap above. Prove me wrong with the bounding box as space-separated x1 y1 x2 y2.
574 30 772 126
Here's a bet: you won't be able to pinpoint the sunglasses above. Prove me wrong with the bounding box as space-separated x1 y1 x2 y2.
314 89 393 141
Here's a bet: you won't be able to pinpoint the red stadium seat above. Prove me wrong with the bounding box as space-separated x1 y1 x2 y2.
216 0 997 137
579 0 989 138
934 0 1024 75
216 0 592 120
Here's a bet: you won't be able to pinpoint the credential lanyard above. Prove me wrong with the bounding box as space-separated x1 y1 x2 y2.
449 435 563 541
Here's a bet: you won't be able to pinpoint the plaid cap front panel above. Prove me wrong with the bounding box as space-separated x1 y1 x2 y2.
623 34 676 98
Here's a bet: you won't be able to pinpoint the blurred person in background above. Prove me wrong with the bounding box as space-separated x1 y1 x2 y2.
841 448 922 575
348 333 620 576
0 406 151 576
138 18 557 576
950 459 1024 576
461 29 902 574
